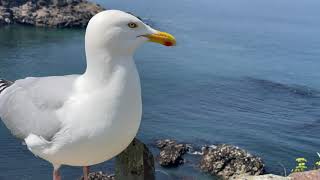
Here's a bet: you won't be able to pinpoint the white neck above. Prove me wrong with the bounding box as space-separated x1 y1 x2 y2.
86 48 132 75
78 46 136 90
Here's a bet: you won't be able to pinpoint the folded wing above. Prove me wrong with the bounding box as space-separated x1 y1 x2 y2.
0 75 78 140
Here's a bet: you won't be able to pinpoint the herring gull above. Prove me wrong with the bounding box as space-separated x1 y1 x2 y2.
0 10 176 180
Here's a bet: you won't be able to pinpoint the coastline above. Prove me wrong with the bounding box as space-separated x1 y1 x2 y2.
0 0 104 28
81 138 320 180
154 139 320 180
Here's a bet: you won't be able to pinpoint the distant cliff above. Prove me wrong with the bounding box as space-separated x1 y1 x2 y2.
0 0 104 27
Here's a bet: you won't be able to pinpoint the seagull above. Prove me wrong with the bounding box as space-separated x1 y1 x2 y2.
0 10 176 180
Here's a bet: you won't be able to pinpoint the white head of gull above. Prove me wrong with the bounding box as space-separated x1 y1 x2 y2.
0 10 176 180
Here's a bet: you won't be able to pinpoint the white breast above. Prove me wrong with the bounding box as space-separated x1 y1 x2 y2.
41 59 142 166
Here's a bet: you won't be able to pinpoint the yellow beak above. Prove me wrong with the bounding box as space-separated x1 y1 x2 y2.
142 31 176 46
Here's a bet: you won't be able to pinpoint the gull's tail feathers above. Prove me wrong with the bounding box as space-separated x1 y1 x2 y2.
0 79 13 94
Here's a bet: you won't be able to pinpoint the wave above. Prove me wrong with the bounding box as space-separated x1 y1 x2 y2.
246 77 320 98
187 145 217 156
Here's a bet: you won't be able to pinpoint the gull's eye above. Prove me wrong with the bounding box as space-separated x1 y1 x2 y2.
128 22 138 29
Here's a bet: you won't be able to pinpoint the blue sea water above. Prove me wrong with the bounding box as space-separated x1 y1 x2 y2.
0 0 320 179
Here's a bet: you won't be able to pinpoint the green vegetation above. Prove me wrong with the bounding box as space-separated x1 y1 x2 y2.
292 152 320 173
292 158 308 172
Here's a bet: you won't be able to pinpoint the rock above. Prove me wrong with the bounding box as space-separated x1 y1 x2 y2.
0 6 12 24
80 171 115 180
236 174 292 180
1 0 29 8
239 170 320 180
0 0 104 27
78 139 154 180
115 138 155 180
37 0 48 7
289 169 320 180
156 139 189 167
199 144 265 179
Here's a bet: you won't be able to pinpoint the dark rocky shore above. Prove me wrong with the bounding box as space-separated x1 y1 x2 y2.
156 139 190 167
80 139 320 180
79 138 319 179
0 0 104 27
155 139 264 179
154 139 319 180
199 144 265 179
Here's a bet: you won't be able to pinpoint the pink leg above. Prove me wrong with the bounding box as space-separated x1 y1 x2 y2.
53 168 61 180
83 166 90 180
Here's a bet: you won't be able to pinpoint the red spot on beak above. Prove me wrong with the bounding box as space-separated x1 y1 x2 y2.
164 41 173 46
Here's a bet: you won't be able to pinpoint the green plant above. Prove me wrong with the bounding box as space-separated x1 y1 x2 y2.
315 152 320 169
292 158 308 172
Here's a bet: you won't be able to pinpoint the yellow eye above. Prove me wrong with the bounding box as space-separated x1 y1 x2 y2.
128 22 138 28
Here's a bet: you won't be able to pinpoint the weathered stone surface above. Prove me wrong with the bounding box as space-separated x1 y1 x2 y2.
236 174 292 180
289 169 320 180
0 6 13 24
115 138 155 180
200 144 264 179
156 139 189 167
0 0 104 27
0 0 29 7
239 169 320 180
80 171 115 180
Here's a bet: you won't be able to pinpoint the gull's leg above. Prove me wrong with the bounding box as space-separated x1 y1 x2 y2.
83 166 90 180
53 164 61 180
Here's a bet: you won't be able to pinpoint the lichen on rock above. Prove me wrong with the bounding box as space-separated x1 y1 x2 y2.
0 0 104 27
199 144 265 179
289 169 320 180
156 139 190 167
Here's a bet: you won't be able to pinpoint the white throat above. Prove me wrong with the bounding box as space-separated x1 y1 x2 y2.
75 43 137 95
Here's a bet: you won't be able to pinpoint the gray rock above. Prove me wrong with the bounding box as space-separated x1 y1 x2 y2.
79 138 155 180
0 0 104 27
236 174 292 180
0 6 12 24
4 17 10 23
52 0 67 7
1 0 29 8
115 138 155 180
289 169 320 180
37 0 48 7
156 139 189 167
200 144 265 179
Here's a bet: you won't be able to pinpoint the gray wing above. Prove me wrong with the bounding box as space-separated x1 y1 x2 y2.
0 75 78 140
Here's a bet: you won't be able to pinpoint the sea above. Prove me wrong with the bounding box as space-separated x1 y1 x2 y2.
0 0 320 179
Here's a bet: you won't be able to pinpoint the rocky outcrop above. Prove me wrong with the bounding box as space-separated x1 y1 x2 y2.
156 139 190 167
116 138 155 180
79 138 155 180
75 138 320 180
237 174 292 180
289 169 320 180
200 144 265 179
241 170 320 180
0 0 29 7
0 6 12 24
0 0 104 27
